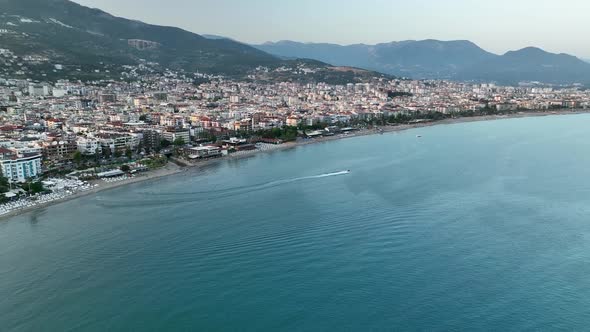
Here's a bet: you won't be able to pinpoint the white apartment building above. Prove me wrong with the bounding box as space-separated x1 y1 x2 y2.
162 129 190 144
98 134 140 153
28 84 51 97
0 154 43 183
76 137 103 155
160 116 185 127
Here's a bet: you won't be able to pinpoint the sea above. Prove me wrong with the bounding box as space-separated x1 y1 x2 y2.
2 114 590 331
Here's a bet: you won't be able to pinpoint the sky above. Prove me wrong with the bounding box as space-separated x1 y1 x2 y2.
73 0 590 57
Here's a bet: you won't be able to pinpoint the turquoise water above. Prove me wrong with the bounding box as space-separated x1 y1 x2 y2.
3 115 590 331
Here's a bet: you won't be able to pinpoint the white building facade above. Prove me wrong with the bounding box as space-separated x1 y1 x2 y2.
1 154 43 183
76 137 102 155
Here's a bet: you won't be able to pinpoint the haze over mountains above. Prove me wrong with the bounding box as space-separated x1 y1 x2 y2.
0 0 385 83
1 0 590 85
254 40 590 85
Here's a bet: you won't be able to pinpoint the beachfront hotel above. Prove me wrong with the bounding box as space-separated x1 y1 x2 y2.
0 150 42 183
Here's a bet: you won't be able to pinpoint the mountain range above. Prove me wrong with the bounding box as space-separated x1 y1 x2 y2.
1 0 589 85
0 0 385 83
254 40 590 85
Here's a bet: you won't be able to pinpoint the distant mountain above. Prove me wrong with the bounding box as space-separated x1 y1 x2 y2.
0 0 386 83
457 47 590 85
256 41 374 66
254 40 590 85
254 40 496 79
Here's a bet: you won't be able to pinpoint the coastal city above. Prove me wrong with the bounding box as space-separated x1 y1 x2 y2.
6 0 590 330
1 64 589 216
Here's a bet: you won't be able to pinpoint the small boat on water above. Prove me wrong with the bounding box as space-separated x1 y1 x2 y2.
416 135 422 138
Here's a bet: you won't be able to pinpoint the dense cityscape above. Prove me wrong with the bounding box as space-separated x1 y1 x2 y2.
1 61 590 215
6 0 590 330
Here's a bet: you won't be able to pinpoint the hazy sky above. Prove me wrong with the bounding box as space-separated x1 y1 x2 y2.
73 0 590 57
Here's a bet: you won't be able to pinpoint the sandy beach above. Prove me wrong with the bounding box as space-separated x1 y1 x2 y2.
1 109 587 221
0 163 183 221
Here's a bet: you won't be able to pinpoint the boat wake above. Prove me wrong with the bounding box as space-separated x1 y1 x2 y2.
143 170 351 199
284 170 350 183
99 171 351 208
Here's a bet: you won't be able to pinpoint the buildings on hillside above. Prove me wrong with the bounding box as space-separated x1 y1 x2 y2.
1 70 590 184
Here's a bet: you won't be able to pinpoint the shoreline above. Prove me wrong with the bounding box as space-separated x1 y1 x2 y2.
1 109 588 221
0 164 184 221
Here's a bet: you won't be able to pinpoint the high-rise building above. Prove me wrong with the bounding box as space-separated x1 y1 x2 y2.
0 152 43 183
142 130 162 153
98 93 117 104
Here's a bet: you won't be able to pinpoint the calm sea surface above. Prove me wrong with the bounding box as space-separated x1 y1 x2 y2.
3 115 590 331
